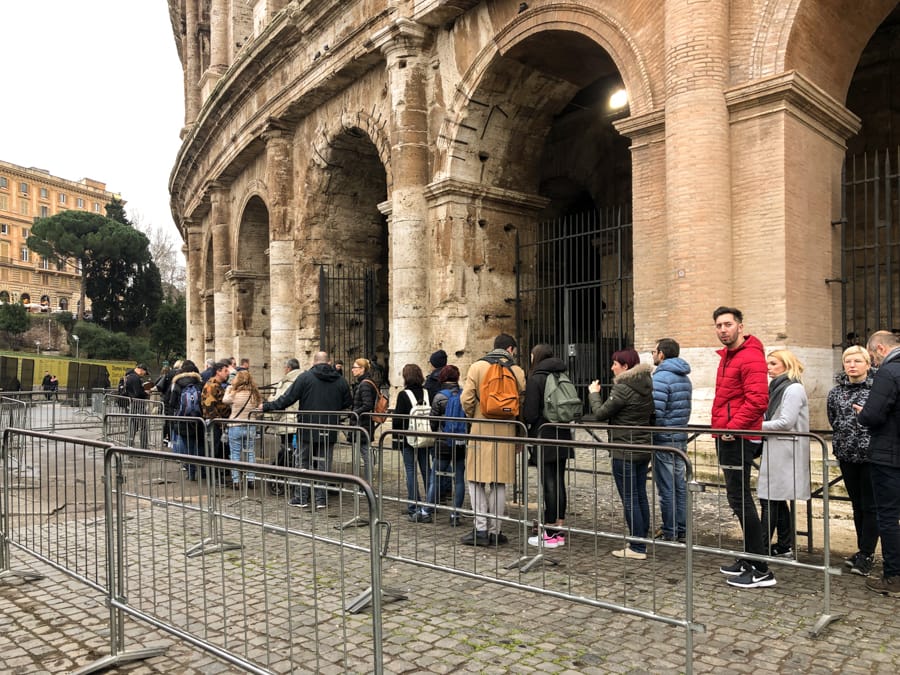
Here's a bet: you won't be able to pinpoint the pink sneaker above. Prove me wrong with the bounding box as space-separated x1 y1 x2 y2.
527 532 565 549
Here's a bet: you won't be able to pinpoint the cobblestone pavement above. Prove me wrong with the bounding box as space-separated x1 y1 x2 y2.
2 423 900 673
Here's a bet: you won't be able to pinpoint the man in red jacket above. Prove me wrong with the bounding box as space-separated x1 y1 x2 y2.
711 306 774 588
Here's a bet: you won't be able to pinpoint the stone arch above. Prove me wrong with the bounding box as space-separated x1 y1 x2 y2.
311 110 393 195
232 194 271 381
436 7 649 191
753 0 897 100
300 123 390 369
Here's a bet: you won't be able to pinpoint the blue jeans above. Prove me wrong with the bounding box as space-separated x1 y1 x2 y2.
870 462 900 577
173 426 203 480
292 443 334 505
612 457 650 553
403 442 430 514
653 442 687 539
424 448 466 515
227 424 256 484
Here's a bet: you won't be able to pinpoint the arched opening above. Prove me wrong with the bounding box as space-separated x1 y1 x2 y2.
842 4 900 341
234 195 271 383
58 298 68 311
304 128 389 382
0 291 10 304
456 29 633 388
203 238 215 358
20 292 31 305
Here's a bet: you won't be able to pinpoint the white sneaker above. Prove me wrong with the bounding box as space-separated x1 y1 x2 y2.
612 547 647 560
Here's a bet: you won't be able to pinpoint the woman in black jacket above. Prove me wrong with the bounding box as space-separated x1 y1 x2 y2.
350 358 378 481
588 348 655 560
523 345 575 549
394 363 432 521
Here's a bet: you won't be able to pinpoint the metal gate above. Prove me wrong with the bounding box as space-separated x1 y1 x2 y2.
516 207 633 392
839 147 900 345
318 264 383 379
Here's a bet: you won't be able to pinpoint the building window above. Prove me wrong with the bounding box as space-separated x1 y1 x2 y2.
39 205 49 217
59 193 67 205
41 258 50 270
93 202 101 213
59 297 68 311
0 177 7 189
20 247 29 262
0 195 6 210
76 197 84 208
22 228 28 238
19 182 28 195
19 201 28 216
56 258 65 271
39 187 49 200
0 224 6 235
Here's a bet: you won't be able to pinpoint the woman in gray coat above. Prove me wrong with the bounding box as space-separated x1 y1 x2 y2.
758 349 811 558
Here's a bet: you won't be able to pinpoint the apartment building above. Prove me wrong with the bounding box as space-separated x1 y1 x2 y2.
0 159 117 314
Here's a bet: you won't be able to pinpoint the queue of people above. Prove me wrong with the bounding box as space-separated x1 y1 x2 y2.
143 317 900 597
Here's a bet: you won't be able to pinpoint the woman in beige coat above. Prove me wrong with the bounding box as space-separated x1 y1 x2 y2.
460 334 526 546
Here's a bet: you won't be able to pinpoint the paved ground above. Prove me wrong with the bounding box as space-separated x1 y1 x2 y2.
2 416 900 673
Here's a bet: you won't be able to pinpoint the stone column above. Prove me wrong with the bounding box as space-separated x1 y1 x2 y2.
209 186 233 360
370 19 430 385
614 110 666 353
201 0 229 100
265 126 294 382
724 72 860 427
664 0 731 346
184 0 202 126
184 221 205 363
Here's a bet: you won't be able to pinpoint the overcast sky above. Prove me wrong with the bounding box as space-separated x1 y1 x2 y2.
2 2 185 245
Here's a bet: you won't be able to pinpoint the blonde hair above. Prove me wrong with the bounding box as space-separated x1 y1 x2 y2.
230 370 262 407
767 349 804 382
842 344 871 366
353 358 372 372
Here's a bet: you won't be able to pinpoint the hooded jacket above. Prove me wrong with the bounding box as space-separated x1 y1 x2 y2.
588 363 654 460
652 357 692 443
263 362 353 444
711 334 768 437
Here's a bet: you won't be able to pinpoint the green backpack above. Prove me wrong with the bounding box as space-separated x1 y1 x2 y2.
543 372 582 423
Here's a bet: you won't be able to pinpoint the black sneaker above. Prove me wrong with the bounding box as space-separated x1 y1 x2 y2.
845 552 861 569
489 532 509 545
851 554 875 577
866 574 900 596
726 567 777 589
720 559 751 576
460 530 490 547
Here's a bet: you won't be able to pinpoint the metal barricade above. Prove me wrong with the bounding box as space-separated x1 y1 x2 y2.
0 428 166 671
102 398 165 449
98 446 384 673
378 422 701 673
579 421 841 637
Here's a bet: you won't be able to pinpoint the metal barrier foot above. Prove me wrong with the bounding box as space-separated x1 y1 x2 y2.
337 515 370 530
69 646 169 675
505 554 559 573
184 537 243 558
809 612 842 638
345 585 408 614
0 568 46 583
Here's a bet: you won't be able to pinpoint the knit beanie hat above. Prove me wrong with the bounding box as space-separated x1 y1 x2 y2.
438 364 460 383
429 349 448 369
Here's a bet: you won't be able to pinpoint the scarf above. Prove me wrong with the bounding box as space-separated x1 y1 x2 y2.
766 374 793 420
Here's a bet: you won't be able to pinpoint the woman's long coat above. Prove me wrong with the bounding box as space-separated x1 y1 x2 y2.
460 354 526 484
759 382 811 500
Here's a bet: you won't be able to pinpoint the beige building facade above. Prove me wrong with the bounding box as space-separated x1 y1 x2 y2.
0 160 112 316
168 0 900 425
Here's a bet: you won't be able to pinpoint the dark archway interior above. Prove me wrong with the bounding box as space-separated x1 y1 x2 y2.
487 31 633 387
842 4 900 342
309 130 390 377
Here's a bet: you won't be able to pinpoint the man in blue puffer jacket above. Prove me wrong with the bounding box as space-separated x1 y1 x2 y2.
652 338 692 542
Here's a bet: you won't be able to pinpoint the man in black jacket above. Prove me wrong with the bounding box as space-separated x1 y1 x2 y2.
262 351 352 508
124 364 150 448
857 330 900 597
